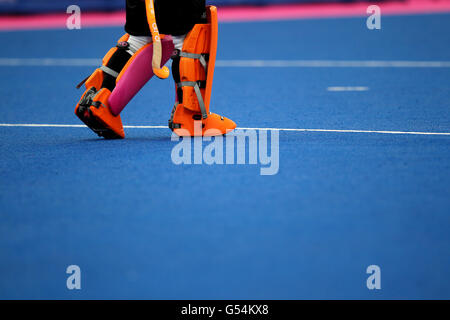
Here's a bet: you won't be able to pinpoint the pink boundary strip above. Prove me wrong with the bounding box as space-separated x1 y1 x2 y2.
0 0 450 31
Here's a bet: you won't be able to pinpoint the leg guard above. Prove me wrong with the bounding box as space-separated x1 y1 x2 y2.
109 35 174 116
75 34 133 139
75 34 174 138
169 6 236 137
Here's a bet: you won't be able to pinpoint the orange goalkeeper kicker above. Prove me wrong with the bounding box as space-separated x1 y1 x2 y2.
145 0 170 79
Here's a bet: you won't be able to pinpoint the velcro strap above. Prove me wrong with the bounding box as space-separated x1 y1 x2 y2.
177 81 208 119
125 45 137 57
179 52 208 71
169 121 181 129
77 47 134 89
169 103 182 129
100 65 119 78
176 80 206 89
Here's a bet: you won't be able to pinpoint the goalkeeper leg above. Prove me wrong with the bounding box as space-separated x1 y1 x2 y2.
168 6 236 137
74 34 174 139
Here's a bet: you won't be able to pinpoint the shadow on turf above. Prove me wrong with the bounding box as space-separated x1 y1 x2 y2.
80 136 171 143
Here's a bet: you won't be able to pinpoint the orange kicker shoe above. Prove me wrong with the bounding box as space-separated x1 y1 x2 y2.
169 103 236 137
75 87 125 139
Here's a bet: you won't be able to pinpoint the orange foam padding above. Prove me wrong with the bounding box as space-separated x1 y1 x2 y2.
79 33 130 91
205 6 218 111
84 69 104 91
172 109 236 137
118 33 130 43
74 87 125 139
179 5 218 113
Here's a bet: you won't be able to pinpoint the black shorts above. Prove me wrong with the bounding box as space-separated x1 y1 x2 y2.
124 0 206 37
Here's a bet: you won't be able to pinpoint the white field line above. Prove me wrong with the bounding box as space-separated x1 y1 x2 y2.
0 58 100 66
0 123 449 136
327 86 369 91
1 58 450 68
216 60 450 68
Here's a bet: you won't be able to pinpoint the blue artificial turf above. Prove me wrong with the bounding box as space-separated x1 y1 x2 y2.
0 14 449 299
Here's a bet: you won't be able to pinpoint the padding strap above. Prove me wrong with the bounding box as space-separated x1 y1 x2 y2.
100 65 120 78
125 48 136 56
77 65 121 89
177 81 208 119
179 52 209 71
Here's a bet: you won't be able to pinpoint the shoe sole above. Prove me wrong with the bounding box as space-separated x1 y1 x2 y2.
75 105 123 140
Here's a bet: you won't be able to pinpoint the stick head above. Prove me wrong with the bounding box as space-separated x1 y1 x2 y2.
153 66 170 79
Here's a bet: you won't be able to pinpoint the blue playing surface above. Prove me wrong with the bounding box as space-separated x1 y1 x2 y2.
0 13 449 299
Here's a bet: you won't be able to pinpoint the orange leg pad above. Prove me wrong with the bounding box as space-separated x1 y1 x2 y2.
169 6 236 137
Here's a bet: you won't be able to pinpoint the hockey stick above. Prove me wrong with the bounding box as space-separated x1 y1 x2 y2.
145 0 170 79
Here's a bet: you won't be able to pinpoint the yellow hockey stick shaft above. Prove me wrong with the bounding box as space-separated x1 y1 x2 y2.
145 0 170 79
